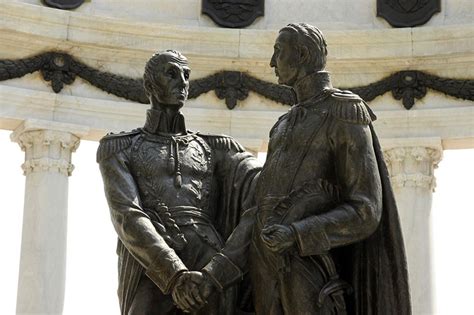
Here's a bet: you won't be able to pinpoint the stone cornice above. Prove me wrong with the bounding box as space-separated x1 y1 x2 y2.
1 85 473 152
0 2 472 76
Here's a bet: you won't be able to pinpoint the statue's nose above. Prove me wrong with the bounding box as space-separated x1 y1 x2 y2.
270 54 276 68
177 72 187 88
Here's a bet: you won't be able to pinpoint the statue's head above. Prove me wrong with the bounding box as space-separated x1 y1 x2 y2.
143 50 190 109
270 23 327 87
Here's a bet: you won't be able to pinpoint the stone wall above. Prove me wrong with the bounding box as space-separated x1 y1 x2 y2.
18 0 474 29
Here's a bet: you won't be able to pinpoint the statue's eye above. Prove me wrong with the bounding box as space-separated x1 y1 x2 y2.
184 71 190 80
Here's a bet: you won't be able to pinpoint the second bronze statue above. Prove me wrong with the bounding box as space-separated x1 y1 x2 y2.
193 23 411 315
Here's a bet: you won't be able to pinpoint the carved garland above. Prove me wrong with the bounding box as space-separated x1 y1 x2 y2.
0 52 472 110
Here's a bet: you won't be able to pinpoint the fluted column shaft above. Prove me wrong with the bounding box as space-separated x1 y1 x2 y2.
383 138 443 315
11 120 88 315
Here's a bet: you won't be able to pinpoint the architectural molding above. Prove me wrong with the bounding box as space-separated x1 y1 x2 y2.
14 129 80 176
1 85 473 152
383 139 443 191
22 157 74 176
11 119 89 176
1 52 473 110
1 2 471 87
390 173 435 189
346 70 474 110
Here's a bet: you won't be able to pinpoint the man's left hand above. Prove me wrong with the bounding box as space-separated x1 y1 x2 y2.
261 224 295 254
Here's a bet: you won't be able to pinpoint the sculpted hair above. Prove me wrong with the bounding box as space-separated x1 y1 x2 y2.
143 50 187 97
280 23 328 71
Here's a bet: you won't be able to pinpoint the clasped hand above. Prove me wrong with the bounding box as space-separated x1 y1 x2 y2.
261 224 295 253
171 271 213 313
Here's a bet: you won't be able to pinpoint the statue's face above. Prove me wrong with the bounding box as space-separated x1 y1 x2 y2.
270 30 299 86
150 53 190 108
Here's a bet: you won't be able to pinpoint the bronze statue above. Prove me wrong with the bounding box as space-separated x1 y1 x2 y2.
97 50 261 314
194 23 411 314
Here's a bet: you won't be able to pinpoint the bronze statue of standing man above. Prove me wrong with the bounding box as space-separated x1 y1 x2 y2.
97 50 261 314
198 23 411 315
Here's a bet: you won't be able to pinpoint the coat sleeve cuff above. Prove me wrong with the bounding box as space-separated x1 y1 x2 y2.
145 254 188 294
291 216 331 257
202 253 243 291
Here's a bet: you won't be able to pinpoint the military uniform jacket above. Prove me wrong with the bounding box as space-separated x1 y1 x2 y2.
205 83 410 314
256 88 381 255
252 87 411 314
97 109 261 314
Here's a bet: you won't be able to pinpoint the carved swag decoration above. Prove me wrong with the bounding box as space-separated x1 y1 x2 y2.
1 52 472 110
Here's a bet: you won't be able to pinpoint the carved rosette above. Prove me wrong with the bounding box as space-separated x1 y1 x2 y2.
384 146 442 191
14 129 80 176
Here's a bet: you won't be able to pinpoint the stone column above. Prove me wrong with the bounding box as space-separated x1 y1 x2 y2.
11 120 88 315
382 138 443 315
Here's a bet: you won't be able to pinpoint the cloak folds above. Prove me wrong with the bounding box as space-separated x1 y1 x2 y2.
339 123 411 315
202 100 411 314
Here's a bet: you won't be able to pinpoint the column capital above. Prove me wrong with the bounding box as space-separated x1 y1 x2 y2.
381 138 443 191
10 120 89 176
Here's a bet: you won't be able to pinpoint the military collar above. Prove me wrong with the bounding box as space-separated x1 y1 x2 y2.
293 71 333 104
143 108 187 135
296 88 334 109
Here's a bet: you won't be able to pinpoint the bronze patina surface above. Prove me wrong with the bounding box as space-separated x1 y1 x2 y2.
98 50 261 314
198 24 411 315
99 25 411 315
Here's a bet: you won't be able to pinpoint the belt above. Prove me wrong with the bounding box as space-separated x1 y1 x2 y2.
167 206 212 226
168 206 221 251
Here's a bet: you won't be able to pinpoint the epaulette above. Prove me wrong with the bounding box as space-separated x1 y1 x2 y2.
329 90 377 125
96 129 141 163
198 133 245 153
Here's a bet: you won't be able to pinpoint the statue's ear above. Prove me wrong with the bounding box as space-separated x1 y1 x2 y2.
298 45 310 65
144 80 153 97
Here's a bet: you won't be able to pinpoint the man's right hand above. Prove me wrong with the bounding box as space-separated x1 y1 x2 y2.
171 271 214 313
